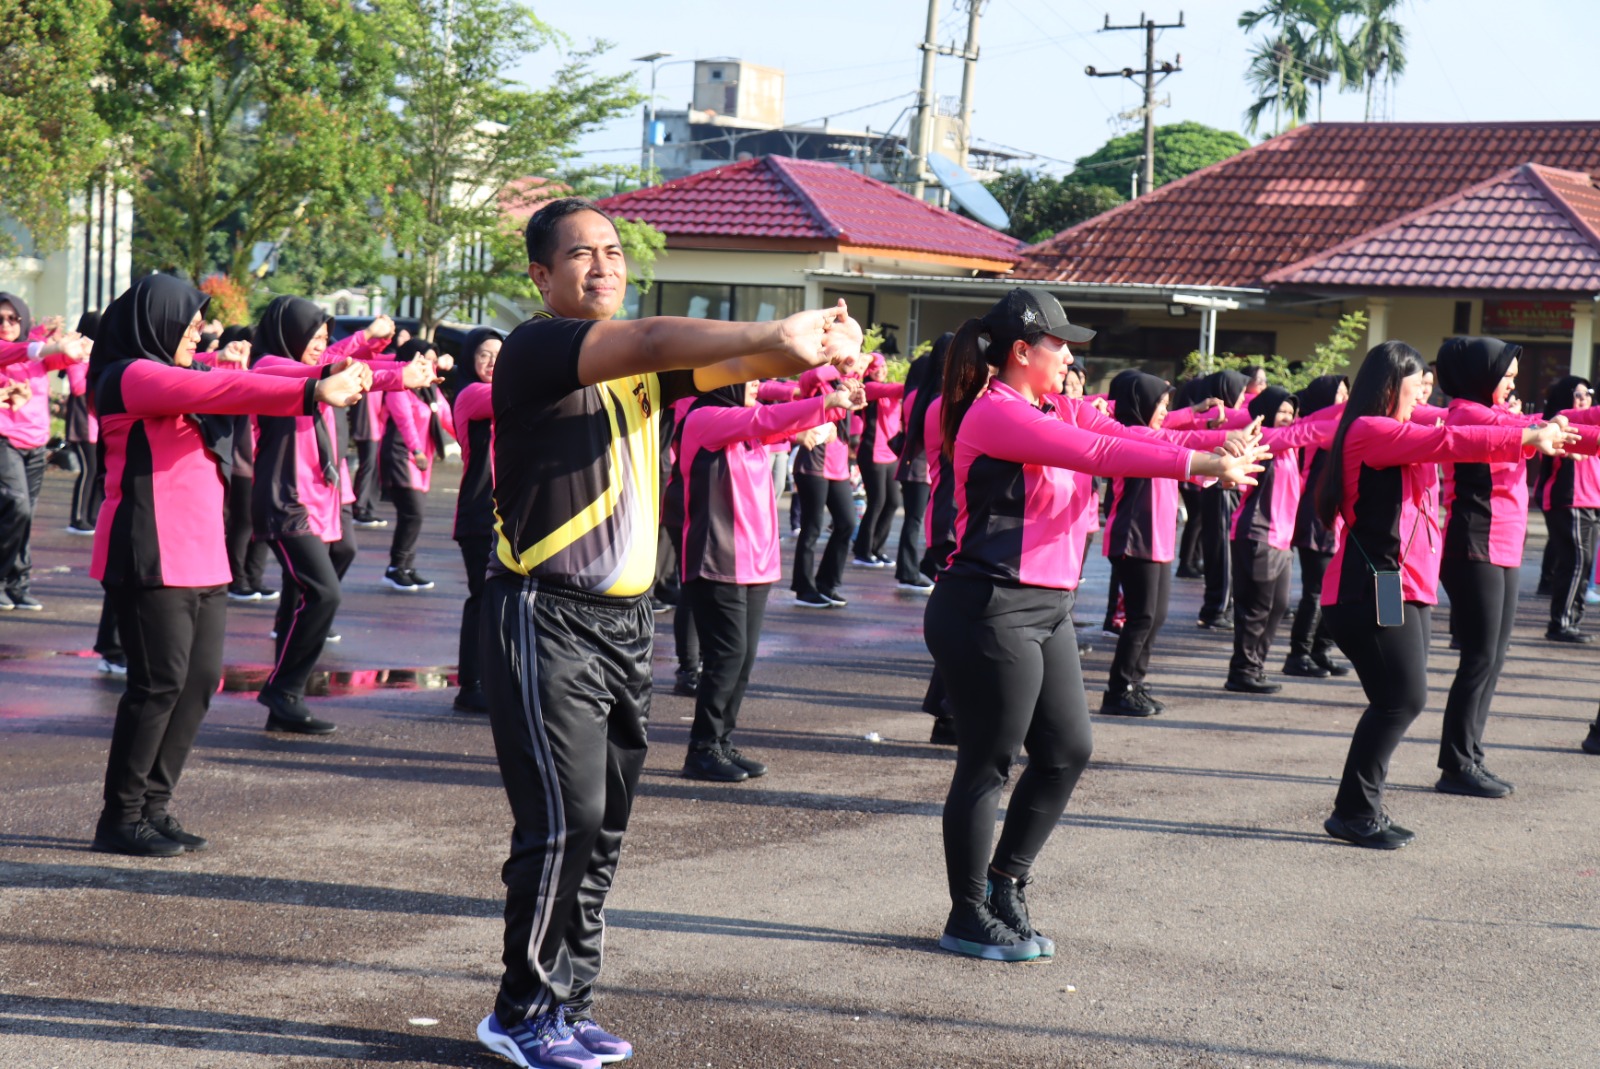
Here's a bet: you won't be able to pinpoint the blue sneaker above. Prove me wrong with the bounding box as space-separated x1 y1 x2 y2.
571 1017 633 1063
477 1009 600 1069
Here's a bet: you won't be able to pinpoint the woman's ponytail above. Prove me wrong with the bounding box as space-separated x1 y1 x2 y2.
940 317 992 460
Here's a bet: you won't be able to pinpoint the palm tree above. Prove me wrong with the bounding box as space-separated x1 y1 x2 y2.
1342 0 1407 121
1239 0 1343 134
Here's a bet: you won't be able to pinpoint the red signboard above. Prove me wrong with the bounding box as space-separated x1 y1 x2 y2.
1482 299 1575 337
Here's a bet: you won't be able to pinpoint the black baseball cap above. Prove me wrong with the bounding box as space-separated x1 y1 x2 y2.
981 288 1096 346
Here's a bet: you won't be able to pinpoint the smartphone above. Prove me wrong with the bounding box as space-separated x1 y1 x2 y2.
1374 571 1404 628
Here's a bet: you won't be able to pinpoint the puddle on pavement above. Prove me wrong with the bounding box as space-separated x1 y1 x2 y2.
220 665 458 695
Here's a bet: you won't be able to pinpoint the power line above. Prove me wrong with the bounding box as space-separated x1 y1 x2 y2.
1086 11 1185 197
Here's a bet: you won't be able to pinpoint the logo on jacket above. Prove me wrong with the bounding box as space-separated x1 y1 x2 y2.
633 381 652 418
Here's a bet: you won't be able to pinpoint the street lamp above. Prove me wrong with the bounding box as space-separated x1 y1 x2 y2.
633 51 675 183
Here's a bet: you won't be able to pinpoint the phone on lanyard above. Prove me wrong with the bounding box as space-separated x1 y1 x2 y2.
1374 571 1403 628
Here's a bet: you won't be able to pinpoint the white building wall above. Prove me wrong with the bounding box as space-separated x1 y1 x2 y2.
0 185 134 321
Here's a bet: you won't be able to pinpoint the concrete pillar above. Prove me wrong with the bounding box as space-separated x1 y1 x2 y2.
1366 297 1390 351
1572 301 1596 381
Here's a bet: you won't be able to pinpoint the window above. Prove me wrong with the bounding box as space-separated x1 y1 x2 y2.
646 282 803 322
657 282 733 320
739 286 802 321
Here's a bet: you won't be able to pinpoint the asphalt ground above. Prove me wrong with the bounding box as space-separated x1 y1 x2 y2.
2 462 1598 1069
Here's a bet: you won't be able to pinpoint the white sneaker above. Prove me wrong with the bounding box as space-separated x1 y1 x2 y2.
1587 588 1600 606
97 658 127 677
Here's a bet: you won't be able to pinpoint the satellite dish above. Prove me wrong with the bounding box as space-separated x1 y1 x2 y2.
926 151 1010 231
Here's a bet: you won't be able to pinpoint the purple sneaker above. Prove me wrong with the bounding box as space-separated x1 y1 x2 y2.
477 1009 600 1069
571 1018 633 1063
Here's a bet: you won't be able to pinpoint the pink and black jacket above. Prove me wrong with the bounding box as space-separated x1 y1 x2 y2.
1231 388 1338 552
945 381 1195 590
451 381 495 540
794 365 854 480
1290 375 1348 556
923 396 956 557
680 393 851 585
383 383 456 493
856 355 904 468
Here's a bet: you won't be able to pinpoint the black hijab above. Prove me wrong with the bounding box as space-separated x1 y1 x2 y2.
0 291 34 344
1200 369 1249 409
1109 370 1170 428
1248 384 1296 424
452 328 505 389
75 310 101 340
395 338 449 458
1435 336 1520 407
904 332 954 460
1297 374 1346 416
251 295 330 366
1544 376 1591 419
218 324 253 347
690 384 746 412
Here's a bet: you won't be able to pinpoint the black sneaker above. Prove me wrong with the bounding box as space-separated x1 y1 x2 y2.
260 693 338 735
254 587 281 602
929 715 958 745
897 577 934 594
92 819 184 858
453 687 488 713
9 593 42 611
1477 764 1515 792
938 900 1041 962
227 584 262 602
986 872 1055 958
1583 729 1600 756
0 590 12 610
683 746 748 782
1197 612 1233 630
1323 811 1414 850
873 554 894 566
383 567 418 591
406 570 435 590
145 814 210 852
650 597 671 614
1282 654 1330 678
1132 683 1165 713
1312 653 1350 676
1435 765 1513 799
818 589 848 607
1224 674 1282 695
850 556 885 569
352 515 389 528
1099 687 1157 717
673 669 700 697
794 592 835 609
1175 566 1203 580
723 744 768 778
1545 628 1593 644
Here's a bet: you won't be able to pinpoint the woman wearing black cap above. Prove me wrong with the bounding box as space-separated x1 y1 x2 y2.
1283 374 1350 678
927 289 1262 959
89 274 367 855
448 327 503 713
1536 375 1600 643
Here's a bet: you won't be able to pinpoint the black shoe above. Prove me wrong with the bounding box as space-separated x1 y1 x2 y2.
1196 615 1224 630
794 592 836 609
1312 653 1350 677
938 900 1041 962
1436 765 1513 799
227 584 262 602
682 746 748 782
406 569 435 590
818 589 848 607
1224 674 1282 695
1175 566 1203 580
986 871 1054 958
650 597 671 614
1324 811 1414 850
92 819 184 858
352 515 388 528
383 567 418 591
9 592 42 611
1099 686 1157 717
453 687 488 713
1282 654 1331 678
1476 764 1515 792
254 587 280 601
1583 730 1600 756
145 813 210 852
1077 641 1093 657
929 715 958 745
673 669 700 697
1132 683 1165 713
722 744 767 778
260 693 338 735
1546 628 1593 644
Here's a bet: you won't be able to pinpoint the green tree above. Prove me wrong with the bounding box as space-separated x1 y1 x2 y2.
980 171 1124 245
1342 0 1407 121
1181 310 1367 392
1239 0 1344 135
100 1 394 285
0 0 111 253
1069 122 1252 196
381 0 651 335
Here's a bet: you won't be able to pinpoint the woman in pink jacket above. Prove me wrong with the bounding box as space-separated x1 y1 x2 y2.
89 274 366 856
381 338 456 591
850 353 905 568
447 328 502 713
63 310 103 535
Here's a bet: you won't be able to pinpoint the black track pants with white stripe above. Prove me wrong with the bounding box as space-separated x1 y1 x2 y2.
482 574 651 1027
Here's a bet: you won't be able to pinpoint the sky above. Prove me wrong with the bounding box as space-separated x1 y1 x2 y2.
516 0 1600 178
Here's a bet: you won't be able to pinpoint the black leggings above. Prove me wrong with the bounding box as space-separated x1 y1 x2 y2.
352 439 382 520
664 517 698 673
1198 485 1238 621
100 584 227 826
1288 547 1336 660
67 440 99 529
1229 539 1291 679
792 474 854 599
1545 506 1600 633
896 480 930 584
224 474 269 592
0 440 45 595
853 460 901 560
458 534 493 691
388 486 425 570
685 579 770 747
1325 601 1432 821
925 577 1094 906
1438 558 1517 774
1107 557 1170 693
262 535 344 703
1177 482 1204 574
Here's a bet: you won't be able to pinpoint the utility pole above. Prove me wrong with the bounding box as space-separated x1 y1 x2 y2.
955 0 986 171
909 0 984 201
1086 11 1184 197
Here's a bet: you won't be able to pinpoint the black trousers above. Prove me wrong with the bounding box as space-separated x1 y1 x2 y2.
482 575 650 1025
1229 539 1292 679
663 516 698 673
1545 506 1600 633
262 535 343 703
1288 547 1336 660
273 510 356 636
67 440 99 529
458 534 493 692
1439 558 1518 775
225 474 269 592
100 584 227 826
388 486 425 570
852 460 901 560
352 439 382 520
792 474 854 599
685 579 770 747
0 439 46 595
1107 557 1171 693
95 594 123 663
1103 555 1123 630
1177 482 1205 574
1326 601 1433 821
896 480 930 584
925 577 1093 906
1198 485 1239 621
920 534 954 720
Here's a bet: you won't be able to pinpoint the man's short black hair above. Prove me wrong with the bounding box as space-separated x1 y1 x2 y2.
525 197 615 268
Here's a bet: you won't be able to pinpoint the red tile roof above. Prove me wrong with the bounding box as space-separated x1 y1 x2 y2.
1266 164 1600 292
597 157 1023 265
1013 122 1600 288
